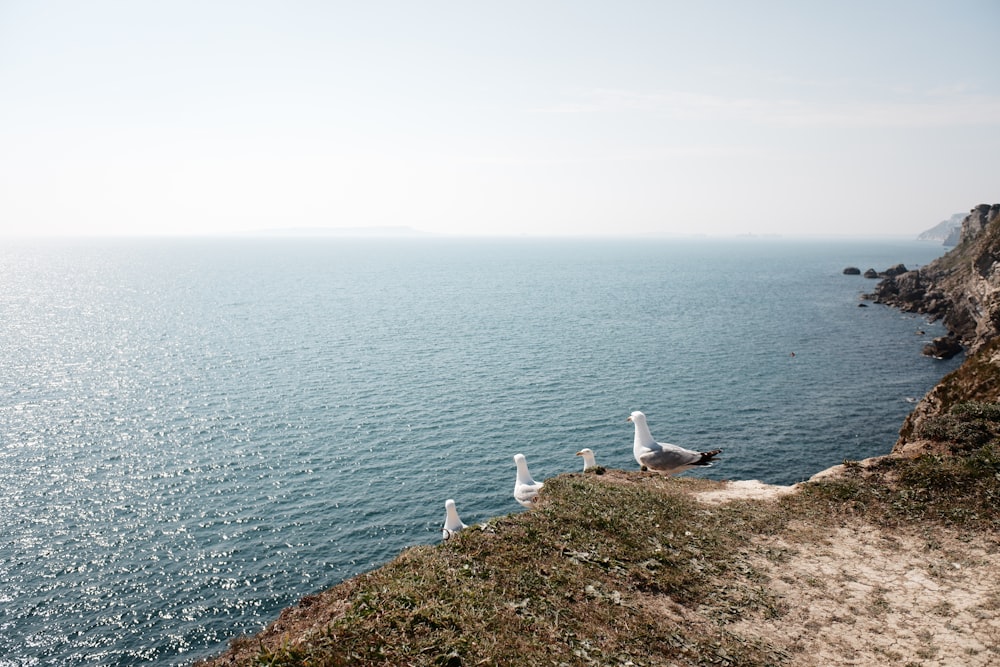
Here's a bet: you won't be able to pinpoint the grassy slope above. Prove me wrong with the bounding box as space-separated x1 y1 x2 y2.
196 426 999 667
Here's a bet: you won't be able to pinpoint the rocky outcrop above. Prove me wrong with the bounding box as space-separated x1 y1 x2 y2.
858 264 910 280
882 263 910 278
922 334 963 360
962 203 1000 242
866 203 1000 453
867 204 1000 353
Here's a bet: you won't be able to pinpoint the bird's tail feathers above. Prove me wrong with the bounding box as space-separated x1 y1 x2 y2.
696 449 722 466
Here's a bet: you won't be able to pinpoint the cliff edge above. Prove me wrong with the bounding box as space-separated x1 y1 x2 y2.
195 462 1000 667
194 208 1000 666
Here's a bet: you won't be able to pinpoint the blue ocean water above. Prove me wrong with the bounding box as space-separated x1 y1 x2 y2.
0 237 960 665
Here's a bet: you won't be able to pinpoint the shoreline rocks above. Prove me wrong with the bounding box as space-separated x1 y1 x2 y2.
863 204 1000 353
922 334 963 359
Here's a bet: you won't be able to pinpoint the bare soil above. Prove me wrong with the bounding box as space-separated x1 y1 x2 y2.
693 474 1000 667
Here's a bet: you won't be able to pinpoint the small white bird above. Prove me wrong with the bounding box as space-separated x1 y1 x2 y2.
575 448 599 471
627 410 721 475
513 453 544 508
442 498 468 540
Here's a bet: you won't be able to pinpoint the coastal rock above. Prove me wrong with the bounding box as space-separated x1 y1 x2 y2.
866 270 931 314
843 266 861 275
867 204 1000 349
862 264 911 284
922 334 963 359
882 263 909 278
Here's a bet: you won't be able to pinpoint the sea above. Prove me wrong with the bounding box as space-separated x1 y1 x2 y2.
0 236 962 666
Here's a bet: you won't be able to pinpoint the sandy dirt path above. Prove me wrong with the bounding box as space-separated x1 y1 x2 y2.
696 479 1000 666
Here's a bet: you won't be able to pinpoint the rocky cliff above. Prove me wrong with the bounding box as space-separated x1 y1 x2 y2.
869 204 1000 351
866 203 1000 453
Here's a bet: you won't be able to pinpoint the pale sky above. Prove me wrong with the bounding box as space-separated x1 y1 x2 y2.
1 0 997 238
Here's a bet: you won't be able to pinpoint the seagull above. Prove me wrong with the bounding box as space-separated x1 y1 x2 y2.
627 410 721 475
513 453 544 508
575 448 599 471
442 498 468 540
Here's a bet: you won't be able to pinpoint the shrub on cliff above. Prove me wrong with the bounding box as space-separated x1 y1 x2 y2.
915 401 1000 452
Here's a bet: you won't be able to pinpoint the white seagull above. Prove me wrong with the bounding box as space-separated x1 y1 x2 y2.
575 448 599 471
627 410 721 475
513 453 544 508
441 498 468 540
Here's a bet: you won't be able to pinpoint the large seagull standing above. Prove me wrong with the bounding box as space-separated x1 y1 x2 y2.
627 410 721 475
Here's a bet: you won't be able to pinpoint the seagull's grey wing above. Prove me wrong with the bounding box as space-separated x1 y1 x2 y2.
639 443 705 471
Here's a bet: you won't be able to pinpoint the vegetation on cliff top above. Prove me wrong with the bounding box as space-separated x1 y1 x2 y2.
897 337 1000 447
198 409 1000 666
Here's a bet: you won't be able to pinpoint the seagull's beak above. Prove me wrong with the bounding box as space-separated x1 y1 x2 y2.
575 450 583 456
626 416 633 423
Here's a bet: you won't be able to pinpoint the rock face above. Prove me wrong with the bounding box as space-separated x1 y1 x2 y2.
961 203 1000 242
867 204 1000 353
942 225 963 247
922 334 963 360
866 203 1000 453
843 266 861 275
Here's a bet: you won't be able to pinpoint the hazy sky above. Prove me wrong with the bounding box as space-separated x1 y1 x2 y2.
1 1 998 238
